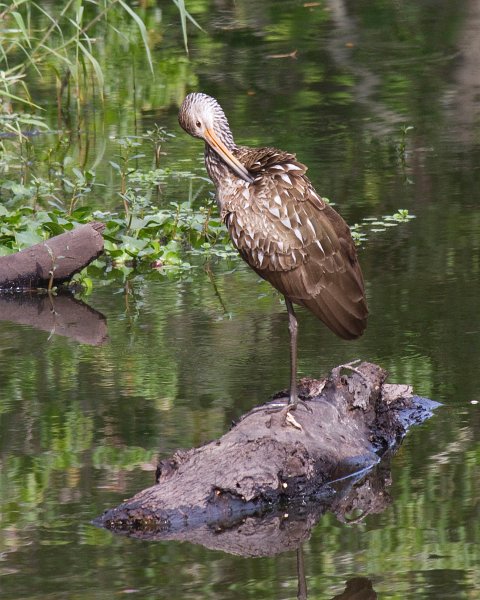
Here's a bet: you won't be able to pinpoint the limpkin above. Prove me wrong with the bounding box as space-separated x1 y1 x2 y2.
179 93 368 416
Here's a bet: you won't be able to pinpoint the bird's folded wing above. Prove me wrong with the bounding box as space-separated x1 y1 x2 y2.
225 154 367 339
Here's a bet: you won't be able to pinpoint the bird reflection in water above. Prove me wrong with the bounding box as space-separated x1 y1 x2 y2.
296 545 377 599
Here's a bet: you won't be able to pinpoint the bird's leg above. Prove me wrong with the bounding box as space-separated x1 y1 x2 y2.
286 297 298 406
284 298 312 415
263 299 312 428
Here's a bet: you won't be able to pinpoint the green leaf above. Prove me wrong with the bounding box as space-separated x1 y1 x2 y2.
43 222 66 236
70 206 93 220
72 167 85 180
120 235 149 253
79 276 93 294
15 230 44 247
11 11 31 47
104 240 118 252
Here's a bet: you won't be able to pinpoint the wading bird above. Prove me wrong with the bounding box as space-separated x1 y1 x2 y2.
179 93 368 417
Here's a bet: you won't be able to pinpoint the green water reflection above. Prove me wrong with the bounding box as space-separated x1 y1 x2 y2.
1 0 480 598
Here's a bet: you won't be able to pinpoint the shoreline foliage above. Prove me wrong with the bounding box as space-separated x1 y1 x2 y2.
0 1 415 289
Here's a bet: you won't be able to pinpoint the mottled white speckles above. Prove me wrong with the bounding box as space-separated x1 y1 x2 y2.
291 211 302 227
306 218 316 236
257 250 264 267
245 237 252 249
268 205 281 218
293 228 303 244
316 240 325 254
242 188 250 200
277 240 284 252
286 163 302 171
281 217 292 229
280 173 292 185
274 194 282 206
271 165 284 171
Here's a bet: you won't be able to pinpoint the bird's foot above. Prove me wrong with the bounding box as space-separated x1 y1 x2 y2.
330 359 367 381
265 397 312 430
287 398 313 414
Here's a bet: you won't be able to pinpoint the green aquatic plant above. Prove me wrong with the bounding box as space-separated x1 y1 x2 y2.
0 129 416 282
0 195 415 284
143 125 176 169
351 209 415 244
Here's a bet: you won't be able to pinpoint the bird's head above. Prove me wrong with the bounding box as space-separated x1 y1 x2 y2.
178 92 253 183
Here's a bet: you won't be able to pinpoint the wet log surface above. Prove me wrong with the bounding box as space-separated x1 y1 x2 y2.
0 222 105 290
96 362 439 555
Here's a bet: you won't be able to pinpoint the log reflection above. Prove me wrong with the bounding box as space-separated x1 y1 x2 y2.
0 292 108 345
332 577 377 600
97 454 392 555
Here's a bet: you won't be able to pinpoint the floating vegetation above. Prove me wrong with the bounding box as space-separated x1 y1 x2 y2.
351 209 415 244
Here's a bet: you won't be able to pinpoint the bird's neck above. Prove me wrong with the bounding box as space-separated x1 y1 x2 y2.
204 129 237 187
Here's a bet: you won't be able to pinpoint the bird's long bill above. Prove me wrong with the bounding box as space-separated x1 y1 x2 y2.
204 128 254 183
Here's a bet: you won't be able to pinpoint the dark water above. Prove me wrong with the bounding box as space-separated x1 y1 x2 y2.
1 1 480 598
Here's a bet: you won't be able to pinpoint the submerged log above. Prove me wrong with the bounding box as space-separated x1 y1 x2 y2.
96 362 439 554
0 222 105 290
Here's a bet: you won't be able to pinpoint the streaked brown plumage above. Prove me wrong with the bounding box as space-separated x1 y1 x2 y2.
179 92 368 411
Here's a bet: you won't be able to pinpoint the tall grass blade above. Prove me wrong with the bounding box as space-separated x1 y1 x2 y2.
78 41 104 100
172 0 189 54
0 89 42 110
28 0 74 63
117 0 154 74
37 44 74 68
11 11 31 47
172 0 205 33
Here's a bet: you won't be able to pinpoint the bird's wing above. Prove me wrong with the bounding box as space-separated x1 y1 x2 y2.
225 149 367 339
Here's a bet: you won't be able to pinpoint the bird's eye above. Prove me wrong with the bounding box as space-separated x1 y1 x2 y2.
196 120 201 128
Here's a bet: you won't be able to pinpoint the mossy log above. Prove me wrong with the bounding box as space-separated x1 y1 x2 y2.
0 222 104 290
96 362 439 555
